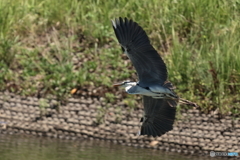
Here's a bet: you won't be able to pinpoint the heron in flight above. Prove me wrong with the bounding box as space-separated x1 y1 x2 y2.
111 17 179 137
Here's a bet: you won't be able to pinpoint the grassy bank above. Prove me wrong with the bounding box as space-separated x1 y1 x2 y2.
0 0 240 116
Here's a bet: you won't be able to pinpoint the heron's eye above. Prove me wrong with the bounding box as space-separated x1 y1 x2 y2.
145 87 150 90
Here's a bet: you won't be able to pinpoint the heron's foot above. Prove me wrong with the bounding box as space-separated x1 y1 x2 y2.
179 98 199 108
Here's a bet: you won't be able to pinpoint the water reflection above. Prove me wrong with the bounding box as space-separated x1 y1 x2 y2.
0 135 221 160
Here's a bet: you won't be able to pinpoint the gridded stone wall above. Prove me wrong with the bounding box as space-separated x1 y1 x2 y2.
0 92 239 157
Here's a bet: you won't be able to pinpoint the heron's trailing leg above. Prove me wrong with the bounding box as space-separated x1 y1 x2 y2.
179 98 199 108
164 97 199 108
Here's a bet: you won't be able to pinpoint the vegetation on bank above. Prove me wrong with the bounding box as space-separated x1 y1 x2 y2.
0 0 240 116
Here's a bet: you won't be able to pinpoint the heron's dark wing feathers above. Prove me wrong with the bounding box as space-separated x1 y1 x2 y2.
112 17 168 86
140 96 177 137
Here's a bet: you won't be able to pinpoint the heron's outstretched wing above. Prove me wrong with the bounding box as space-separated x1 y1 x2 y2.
140 96 177 137
112 17 167 87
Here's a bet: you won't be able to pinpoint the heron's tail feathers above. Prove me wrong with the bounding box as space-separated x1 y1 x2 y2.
163 81 175 90
163 81 179 99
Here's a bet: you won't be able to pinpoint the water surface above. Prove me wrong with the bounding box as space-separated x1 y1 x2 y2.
0 134 220 160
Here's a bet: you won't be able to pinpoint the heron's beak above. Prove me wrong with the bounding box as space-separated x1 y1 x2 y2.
113 82 122 87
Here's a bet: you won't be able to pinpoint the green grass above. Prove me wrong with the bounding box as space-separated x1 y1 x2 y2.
0 0 240 116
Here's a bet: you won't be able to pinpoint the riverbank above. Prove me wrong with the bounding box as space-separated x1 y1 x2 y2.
0 91 239 157
1 0 240 116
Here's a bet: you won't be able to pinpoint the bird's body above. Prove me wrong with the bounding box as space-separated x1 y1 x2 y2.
112 17 178 137
115 81 178 100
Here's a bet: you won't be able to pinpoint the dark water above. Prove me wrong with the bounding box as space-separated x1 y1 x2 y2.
0 135 221 160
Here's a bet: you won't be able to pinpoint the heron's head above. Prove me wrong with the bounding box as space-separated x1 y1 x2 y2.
113 81 137 88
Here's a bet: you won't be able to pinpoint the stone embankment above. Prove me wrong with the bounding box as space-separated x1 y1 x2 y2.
0 92 239 157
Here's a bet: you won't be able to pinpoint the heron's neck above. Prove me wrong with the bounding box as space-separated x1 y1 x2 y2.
124 82 137 92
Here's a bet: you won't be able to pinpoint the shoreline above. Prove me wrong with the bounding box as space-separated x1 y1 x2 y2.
0 91 239 156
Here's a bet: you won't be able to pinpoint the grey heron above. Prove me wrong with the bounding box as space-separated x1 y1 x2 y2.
111 17 178 137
